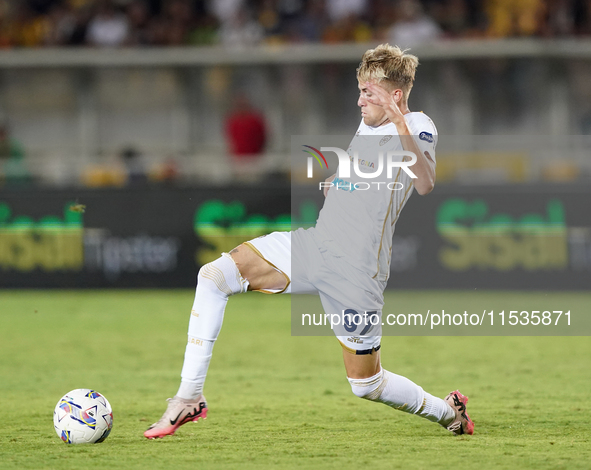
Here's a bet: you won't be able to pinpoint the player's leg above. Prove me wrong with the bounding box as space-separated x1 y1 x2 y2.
322 285 474 436
343 347 474 435
176 245 286 401
178 233 291 402
144 235 289 439
341 345 380 378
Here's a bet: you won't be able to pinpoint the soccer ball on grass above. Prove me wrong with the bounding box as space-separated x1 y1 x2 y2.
53 389 113 444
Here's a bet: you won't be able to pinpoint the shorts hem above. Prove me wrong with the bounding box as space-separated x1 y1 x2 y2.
243 241 291 294
339 340 381 355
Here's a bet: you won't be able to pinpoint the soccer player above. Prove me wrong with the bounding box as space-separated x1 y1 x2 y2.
144 44 474 439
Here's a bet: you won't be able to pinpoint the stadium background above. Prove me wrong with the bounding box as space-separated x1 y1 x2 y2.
0 0 589 289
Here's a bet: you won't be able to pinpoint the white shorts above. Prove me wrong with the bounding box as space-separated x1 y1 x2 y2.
245 231 291 294
245 229 383 354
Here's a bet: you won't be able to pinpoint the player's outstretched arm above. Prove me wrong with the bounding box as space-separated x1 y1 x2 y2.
363 81 435 195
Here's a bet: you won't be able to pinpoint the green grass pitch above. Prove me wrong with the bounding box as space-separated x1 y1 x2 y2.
0 290 590 470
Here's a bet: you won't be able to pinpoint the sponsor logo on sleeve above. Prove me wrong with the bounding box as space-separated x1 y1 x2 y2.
419 132 434 143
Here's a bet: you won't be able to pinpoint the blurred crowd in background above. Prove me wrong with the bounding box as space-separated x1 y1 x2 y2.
1 0 591 49
1 0 591 189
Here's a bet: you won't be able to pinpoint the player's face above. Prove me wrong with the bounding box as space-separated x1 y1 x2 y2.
357 80 387 127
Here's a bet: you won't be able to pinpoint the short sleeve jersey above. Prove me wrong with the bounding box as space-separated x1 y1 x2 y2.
313 112 437 282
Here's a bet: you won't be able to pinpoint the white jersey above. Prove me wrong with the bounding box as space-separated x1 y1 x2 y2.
313 112 437 282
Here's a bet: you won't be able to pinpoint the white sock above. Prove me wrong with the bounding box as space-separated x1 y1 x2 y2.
348 369 455 424
177 253 248 400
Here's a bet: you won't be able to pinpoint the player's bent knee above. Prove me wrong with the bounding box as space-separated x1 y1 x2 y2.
197 254 249 297
347 370 384 401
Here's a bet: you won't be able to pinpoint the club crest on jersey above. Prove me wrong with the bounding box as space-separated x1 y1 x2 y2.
379 135 392 146
419 132 433 143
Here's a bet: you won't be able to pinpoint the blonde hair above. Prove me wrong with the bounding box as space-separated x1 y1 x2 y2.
357 44 419 101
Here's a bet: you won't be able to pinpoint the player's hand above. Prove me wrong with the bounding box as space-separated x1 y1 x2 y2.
324 174 336 197
364 81 405 125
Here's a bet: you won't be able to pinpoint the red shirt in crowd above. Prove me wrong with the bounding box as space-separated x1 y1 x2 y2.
225 110 267 158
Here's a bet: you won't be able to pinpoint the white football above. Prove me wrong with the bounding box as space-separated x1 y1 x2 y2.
53 389 113 444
